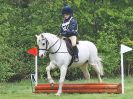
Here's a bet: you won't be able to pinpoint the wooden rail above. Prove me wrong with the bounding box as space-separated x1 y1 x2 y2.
35 83 122 94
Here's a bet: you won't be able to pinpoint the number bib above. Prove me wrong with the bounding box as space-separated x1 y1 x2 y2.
61 17 73 31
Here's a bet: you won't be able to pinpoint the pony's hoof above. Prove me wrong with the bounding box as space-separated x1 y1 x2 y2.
55 93 61 96
99 80 103 83
50 83 54 87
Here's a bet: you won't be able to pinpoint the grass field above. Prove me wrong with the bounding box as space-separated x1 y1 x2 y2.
0 77 133 99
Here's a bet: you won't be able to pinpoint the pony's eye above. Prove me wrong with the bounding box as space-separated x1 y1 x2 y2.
42 43 45 46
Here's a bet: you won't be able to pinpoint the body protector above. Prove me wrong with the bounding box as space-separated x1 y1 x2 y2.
60 16 78 37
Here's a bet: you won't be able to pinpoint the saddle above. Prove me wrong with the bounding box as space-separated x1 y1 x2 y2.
63 38 79 66
64 38 79 56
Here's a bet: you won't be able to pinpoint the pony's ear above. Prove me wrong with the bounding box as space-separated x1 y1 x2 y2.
35 35 38 38
41 34 44 38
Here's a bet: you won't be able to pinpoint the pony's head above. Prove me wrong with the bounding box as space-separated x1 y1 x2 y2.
36 34 49 58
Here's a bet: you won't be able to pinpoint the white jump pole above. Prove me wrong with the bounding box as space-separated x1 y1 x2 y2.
120 53 124 94
35 55 38 86
120 44 132 94
27 47 38 87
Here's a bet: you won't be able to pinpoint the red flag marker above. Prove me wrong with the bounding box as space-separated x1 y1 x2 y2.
27 47 38 85
27 47 38 56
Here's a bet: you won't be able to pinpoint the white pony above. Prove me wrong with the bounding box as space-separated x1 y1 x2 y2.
36 33 104 96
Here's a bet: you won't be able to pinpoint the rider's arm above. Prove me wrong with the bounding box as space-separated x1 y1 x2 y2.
59 25 66 36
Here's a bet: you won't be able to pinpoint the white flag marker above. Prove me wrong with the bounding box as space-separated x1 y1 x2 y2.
121 44 132 54
120 44 132 94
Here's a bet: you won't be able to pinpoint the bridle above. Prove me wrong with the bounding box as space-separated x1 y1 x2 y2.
39 38 67 54
39 38 49 51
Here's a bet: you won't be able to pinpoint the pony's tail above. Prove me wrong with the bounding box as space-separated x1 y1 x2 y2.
96 57 104 76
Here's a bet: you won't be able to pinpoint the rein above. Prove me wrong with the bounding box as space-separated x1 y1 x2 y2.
39 38 68 54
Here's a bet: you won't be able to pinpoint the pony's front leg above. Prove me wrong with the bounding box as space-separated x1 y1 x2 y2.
55 66 67 96
46 62 56 85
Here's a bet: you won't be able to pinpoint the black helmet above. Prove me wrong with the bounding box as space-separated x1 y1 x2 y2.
62 5 73 15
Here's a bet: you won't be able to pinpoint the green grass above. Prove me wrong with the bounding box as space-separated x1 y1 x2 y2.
0 77 133 99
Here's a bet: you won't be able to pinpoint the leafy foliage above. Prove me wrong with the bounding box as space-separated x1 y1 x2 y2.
0 0 133 81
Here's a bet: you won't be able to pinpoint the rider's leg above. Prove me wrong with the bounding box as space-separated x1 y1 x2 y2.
69 36 77 46
69 36 79 62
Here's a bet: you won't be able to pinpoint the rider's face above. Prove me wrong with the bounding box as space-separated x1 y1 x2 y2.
63 14 70 20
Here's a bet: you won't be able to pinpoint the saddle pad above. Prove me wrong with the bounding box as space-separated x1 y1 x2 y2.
64 38 74 56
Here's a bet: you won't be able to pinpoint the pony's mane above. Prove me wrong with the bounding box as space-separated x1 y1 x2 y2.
41 33 58 39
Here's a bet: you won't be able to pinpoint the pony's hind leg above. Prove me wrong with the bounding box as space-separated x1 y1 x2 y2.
80 62 90 80
46 62 56 85
92 64 103 83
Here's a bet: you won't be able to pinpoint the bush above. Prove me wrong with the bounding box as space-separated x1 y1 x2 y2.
0 0 133 82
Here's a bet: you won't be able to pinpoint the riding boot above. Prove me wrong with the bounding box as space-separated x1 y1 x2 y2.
72 46 79 62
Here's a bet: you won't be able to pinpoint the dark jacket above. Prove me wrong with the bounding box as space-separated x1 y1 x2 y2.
60 16 78 37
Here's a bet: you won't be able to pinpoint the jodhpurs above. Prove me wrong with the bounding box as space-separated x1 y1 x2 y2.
63 36 77 46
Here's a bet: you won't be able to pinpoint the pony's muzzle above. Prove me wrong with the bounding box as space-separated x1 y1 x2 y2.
39 50 47 58
39 53 46 58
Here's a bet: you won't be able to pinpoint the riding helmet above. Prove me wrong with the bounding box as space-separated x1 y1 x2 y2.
62 5 73 15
